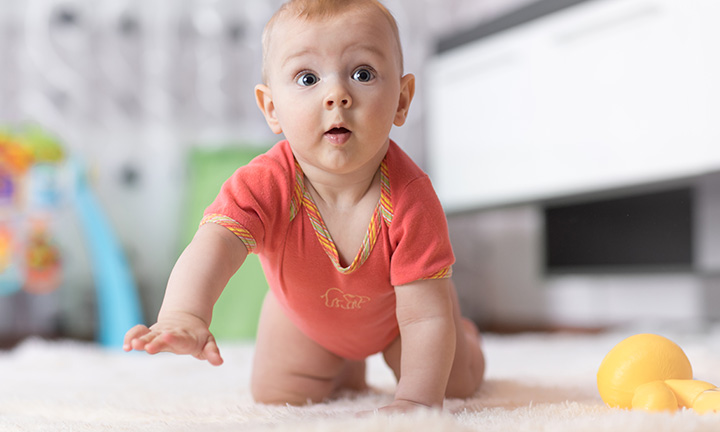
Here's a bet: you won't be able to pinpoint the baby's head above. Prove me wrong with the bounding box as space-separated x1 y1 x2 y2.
261 0 403 84
255 0 414 174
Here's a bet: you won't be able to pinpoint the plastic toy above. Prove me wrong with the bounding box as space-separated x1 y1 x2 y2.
0 130 33 207
0 131 34 174
0 125 65 295
0 223 22 295
72 159 143 347
597 333 720 413
0 124 142 348
24 219 61 294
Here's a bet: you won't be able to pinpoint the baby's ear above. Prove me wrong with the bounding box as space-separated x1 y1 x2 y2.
393 74 415 127
255 84 283 134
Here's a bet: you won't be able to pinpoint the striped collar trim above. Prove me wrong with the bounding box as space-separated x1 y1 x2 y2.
292 158 392 274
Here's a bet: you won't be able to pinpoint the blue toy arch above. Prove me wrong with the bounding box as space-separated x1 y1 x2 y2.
72 161 143 347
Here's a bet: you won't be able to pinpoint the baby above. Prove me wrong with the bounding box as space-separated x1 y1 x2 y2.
124 0 485 413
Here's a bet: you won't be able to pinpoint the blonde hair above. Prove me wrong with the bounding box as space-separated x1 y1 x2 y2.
261 0 403 83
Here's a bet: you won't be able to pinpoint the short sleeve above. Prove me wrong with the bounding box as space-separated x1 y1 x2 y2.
389 176 455 287
201 145 296 255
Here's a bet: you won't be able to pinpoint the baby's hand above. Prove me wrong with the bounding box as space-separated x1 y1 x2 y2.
123 312 223 366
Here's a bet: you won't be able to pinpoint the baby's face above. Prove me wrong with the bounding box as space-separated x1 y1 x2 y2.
258 5 412 176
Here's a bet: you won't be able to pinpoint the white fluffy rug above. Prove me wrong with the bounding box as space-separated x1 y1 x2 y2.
2 329 720 431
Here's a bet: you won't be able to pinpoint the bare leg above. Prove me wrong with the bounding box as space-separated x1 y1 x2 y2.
332 359 369 398
251 292 367 405
446 315 485 398
383 281 485 399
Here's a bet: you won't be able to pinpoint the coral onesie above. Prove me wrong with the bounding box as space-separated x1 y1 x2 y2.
202 140 454 360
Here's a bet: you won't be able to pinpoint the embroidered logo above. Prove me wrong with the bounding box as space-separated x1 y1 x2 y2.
321 288 370 310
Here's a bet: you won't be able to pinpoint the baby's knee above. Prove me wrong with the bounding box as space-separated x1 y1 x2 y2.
251 386 303 406
250 372 334 406
251 380 314 406
446 334 486 398
447 365 484 398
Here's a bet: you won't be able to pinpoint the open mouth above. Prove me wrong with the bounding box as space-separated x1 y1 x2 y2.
326 127 350 135
324 127 352 144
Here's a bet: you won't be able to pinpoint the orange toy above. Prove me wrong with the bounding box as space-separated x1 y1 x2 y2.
597 334 720 413
24 219 62 294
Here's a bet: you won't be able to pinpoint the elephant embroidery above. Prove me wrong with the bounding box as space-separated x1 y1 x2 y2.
321 287 370 310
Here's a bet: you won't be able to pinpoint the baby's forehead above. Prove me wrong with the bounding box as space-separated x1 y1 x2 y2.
270 7 400 56
262 2 403 81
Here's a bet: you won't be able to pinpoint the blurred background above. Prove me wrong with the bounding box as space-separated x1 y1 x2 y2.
1 0 719 348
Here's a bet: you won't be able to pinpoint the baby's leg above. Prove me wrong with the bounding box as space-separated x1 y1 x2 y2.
251 291 366 405
444 281 485 397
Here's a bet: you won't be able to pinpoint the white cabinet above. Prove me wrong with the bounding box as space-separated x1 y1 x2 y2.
428 0 720 211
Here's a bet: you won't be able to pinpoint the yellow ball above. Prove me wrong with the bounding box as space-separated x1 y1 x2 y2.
632 381 678 412
597 334 693 409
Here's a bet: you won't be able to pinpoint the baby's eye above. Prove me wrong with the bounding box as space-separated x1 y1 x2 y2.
296 72 319 87
352 68 375 83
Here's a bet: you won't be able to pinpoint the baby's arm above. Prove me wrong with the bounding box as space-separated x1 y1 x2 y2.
388 278 456 410
123 223 248 365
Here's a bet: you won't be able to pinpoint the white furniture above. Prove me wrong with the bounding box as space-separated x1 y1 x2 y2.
428 0 720 212
428 0 720 328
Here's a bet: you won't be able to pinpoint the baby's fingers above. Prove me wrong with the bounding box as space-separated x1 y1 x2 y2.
153 331 223 365
142 331 183 355
123 324 151 351
122 323 222 366
126 326 172 354
199 337 224 366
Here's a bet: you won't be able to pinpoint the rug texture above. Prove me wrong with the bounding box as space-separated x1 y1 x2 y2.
2 329 720 431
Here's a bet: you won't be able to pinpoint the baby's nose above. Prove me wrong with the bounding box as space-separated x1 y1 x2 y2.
324 87 352 109
326 97 350 108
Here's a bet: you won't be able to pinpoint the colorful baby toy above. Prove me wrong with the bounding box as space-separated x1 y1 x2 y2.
0 125 65 295
597 333 720 413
